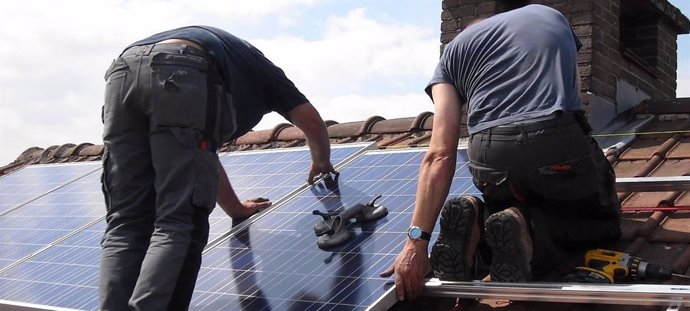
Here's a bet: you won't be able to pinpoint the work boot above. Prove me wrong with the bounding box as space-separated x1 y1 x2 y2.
430 195 484 281
484 207 533 282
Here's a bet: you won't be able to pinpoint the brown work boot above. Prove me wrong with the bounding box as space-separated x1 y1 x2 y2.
484 207 533 282
430 195 484 281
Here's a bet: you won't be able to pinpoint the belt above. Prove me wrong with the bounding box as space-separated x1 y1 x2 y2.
484 112 579 135
120 38 211 61
157 38 204 51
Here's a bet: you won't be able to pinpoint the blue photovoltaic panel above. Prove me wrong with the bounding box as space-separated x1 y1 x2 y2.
0 221 104 310
190 149 479 310
208 143 370 242
0 167 104 272
0 144 369 311
0 163 100 215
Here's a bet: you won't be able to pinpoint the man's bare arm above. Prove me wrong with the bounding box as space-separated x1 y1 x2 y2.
216 159 271 219
287 103 338 184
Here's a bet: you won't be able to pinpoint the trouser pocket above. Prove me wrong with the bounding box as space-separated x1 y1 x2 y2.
102 58 130 136
150 52 209 130
538 153 598 200
192 148 219 212
469 161 515 211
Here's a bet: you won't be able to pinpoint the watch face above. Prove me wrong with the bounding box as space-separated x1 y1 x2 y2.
408 227 422 240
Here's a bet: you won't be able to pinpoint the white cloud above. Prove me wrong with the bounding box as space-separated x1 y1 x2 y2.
251 8 439 99
178 0 317 21
0 2 439 165
256 92 433 132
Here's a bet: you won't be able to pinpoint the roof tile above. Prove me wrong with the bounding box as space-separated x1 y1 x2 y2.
369 117 416 134
651 211 690 243
619 138 672 160
234 129 274 145
274 124 304 141
667 137 690 159
327 121 367 138
377 133 414 148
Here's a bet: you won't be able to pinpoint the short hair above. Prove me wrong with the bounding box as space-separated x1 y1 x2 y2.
497 0 530 13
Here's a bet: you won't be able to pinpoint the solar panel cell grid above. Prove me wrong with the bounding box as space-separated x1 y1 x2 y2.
0 163 100 215
0 144 370 310
0 146 478 311
0 225 103 310
191 149 478 310
0 168 104 272
207 144 369 242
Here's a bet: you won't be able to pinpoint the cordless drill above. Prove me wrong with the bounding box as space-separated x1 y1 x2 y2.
583 249 690 283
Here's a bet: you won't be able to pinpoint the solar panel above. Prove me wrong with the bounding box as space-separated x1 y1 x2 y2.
0 163 100 215
208 143 371 242
0 222 104 310
190 148 479 310
0 166 103 272
0 143 371 310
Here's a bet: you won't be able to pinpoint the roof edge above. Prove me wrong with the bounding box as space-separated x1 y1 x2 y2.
637 97 690 114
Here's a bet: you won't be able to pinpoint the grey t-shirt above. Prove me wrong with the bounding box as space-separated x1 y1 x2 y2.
425 4 582 134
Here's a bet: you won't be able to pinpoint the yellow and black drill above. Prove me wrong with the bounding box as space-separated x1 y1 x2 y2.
566 249 690 284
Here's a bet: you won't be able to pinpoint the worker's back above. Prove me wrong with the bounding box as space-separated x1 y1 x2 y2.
427 4 582 134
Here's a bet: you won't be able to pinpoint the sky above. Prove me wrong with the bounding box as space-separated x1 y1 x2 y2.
0 0 688 166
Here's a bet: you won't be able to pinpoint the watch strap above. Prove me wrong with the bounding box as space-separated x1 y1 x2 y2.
419 230 431 241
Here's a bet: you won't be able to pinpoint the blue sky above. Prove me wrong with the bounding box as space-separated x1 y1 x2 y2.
0 0 687 166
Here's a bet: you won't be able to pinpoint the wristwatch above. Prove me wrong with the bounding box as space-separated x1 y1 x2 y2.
407 226 431 242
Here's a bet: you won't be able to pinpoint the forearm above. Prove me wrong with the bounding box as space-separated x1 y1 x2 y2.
303 119 331 165
216 159 242 217
408 82 462 246
290 103 331 163
411 151 456 237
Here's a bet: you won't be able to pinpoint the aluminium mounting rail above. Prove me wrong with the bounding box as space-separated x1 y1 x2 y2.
367 279 690 311
616 176 690 193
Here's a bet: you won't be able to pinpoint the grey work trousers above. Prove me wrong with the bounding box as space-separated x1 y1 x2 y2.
467 112 622 272
99 43 223 311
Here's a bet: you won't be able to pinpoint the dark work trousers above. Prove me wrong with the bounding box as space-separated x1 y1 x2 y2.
99 43 224 311
467 113 622 273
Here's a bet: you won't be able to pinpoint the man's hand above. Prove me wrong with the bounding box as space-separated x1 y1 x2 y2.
234 197 271 218
380 241 431 302
286 103 338 185
308 161 339 184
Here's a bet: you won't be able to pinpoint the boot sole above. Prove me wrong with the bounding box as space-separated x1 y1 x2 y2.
485 209 531 282
430 196 480 281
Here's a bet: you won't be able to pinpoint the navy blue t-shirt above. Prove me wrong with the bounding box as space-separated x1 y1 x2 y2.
126 26 309 141
426 5 583 134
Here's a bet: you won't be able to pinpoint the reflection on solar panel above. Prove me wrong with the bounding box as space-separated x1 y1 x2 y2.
0 163 100 215
208 143 371 242
190 149 478 310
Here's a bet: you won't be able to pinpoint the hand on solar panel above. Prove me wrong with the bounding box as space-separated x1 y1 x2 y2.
286 102 339 185
307 161 339 184
380 241 431 301
237 197 272 218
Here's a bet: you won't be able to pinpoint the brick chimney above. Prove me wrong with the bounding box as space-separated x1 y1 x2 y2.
440 0 689 132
